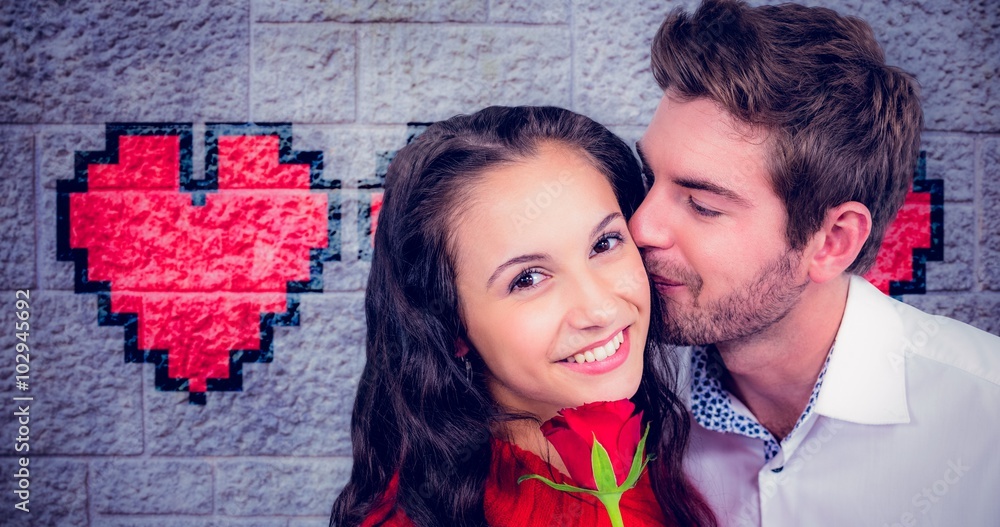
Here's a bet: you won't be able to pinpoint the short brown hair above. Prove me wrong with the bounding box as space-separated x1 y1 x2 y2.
651 0 923 273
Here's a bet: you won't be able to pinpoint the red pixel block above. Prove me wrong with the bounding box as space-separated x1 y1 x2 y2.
864 169 943 297
865 190 931 294
369 192 383 248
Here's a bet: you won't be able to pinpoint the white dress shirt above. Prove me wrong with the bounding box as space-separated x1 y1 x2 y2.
681 275 1000 527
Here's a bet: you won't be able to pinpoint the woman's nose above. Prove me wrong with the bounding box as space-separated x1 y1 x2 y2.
564 271 617 331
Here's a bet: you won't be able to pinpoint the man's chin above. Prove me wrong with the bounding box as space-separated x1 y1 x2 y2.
660 314 713 346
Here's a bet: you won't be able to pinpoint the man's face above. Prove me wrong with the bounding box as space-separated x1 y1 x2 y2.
630 94 810 346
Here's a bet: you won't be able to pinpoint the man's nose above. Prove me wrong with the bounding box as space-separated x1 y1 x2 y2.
629 190 674 251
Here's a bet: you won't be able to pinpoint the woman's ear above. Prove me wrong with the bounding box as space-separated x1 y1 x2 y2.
454 337 471 358
805 201 872 283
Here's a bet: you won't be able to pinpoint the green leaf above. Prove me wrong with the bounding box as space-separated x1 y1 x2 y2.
517 474 594 494
620 423 651 490
591 434 620 492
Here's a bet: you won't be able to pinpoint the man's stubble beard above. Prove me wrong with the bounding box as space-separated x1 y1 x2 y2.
653 249 809 346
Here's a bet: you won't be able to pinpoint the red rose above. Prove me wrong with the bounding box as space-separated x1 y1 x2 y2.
523 400 650 527
541 399 644 489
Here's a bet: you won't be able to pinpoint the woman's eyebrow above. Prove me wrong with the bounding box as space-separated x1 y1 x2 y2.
484 213 622 290
591 212 622 238
486 253 549 289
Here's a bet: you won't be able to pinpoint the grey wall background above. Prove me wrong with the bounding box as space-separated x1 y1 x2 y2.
1 0 998 525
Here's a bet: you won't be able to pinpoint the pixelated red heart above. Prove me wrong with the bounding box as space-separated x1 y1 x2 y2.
864 186 933 294
68 133 328 394
368 192 383 249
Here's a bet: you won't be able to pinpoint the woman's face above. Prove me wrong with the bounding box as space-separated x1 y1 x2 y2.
451 142 651 422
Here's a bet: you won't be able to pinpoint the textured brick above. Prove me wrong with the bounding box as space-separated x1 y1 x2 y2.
983 138 1000 291
41 178 79 292
291 124 415 190
0 292 144 455
592 0 1000 131
0 458 88 527
39 128 129 195
359 25 571 123
289 518 333 527
798 0 1000 132
336 191 385 273
490 0 570 24
0 130 35 289
291 124 406 268
970 295 1000 337
93 518 286 527
144 293 364 456
921 133 976 203
903 293 1000 337
289 124 410 271
607 125 647 154
926 204 974 292
901 292 979 328
572 0 682 126
91 459 213 514
216 458 352 516
252 25 356 124
0 1 250 123
38 128 107 291
253 0 486 22
321 259 371 292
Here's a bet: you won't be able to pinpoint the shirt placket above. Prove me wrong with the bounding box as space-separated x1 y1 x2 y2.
689 345 834 527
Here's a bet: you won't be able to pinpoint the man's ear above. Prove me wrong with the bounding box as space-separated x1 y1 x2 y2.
805 201 872 283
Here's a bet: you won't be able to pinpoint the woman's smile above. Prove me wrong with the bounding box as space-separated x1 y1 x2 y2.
558 326 633 375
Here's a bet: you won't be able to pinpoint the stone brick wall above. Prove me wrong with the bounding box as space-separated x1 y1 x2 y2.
1 1 997 525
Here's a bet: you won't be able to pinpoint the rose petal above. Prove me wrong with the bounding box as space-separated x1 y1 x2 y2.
615 412 644 484
540 400 642 488
541 425 597 488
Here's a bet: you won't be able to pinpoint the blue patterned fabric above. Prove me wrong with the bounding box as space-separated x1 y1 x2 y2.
689 345 833 461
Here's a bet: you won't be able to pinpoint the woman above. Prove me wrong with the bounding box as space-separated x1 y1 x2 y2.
331 106 715 527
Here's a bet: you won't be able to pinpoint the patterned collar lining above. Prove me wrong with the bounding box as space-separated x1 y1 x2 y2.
689 345 833 461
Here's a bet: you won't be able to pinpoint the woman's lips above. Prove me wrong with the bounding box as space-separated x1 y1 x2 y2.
559 327 632 375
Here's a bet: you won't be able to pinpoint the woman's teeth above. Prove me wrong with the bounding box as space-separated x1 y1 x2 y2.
564 330 624 364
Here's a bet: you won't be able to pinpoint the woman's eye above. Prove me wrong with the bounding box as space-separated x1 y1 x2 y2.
688 196 721 218
510 270 545 292
592 233 623 255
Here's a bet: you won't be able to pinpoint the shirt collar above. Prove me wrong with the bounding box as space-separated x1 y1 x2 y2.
812 275 910 425
688 345 833 461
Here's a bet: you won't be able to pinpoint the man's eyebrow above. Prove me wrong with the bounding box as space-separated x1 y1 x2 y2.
674 177 751 207
636 143 748 207
486 253 548 290
635 143 655 186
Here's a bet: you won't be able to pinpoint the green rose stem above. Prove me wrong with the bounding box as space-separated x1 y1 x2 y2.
518 424 650 527
597 493 625 527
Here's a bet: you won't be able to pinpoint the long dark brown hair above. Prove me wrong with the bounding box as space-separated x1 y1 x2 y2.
330 106 715 526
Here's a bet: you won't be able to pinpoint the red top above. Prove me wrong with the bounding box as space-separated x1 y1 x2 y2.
360 439 668 526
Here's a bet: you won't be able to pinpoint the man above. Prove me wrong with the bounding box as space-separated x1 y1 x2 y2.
630 1 1000 525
